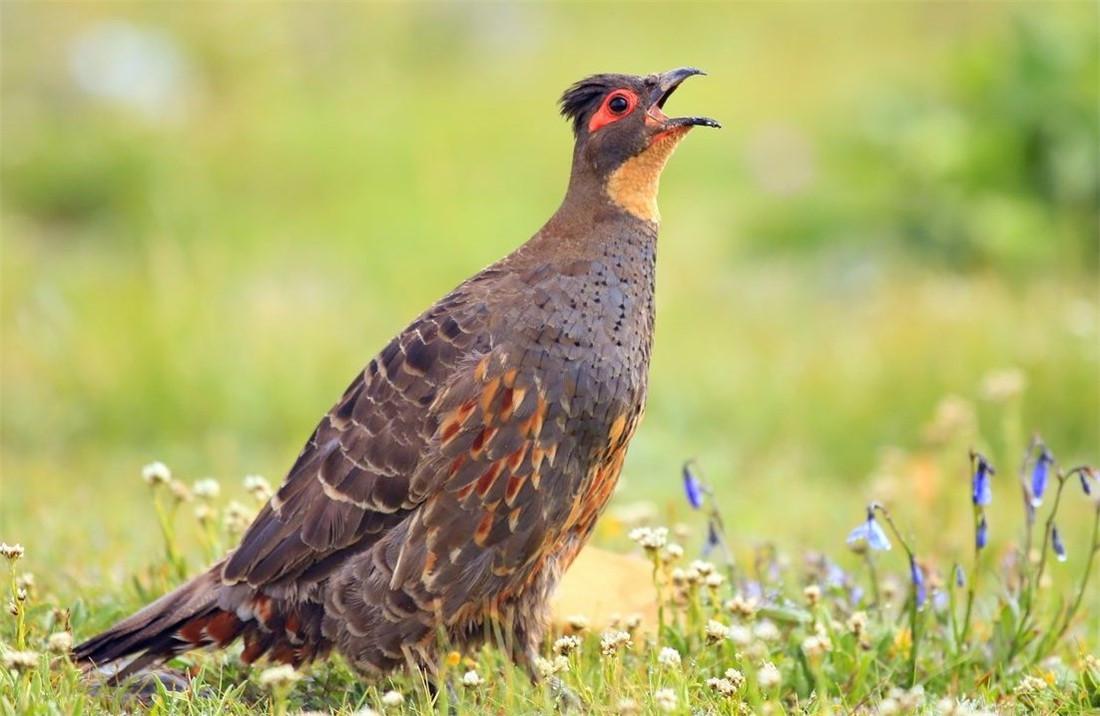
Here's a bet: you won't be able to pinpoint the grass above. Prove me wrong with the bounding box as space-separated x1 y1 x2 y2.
1 2 1098 714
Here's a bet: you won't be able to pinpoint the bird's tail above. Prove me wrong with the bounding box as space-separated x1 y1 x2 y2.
73 563 329 681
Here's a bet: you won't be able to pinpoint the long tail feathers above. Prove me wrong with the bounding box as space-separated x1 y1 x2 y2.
74 566 330 682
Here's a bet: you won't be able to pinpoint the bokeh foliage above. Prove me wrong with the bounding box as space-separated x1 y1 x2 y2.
1 1 1097 606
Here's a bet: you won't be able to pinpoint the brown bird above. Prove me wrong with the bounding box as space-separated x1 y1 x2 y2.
75 67 718 685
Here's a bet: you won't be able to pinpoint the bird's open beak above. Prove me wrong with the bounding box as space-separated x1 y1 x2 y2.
645 67 721 132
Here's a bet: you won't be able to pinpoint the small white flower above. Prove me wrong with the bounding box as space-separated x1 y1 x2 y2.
1014 675 1047 696
704 619 729 643
801 634 830 658
723 668 745 690
168 479 192 503
0 543 24 561
725 594 757 618
2 649 39 671
663 543 684 561
878 697 900 715
803 584 822 606
623 613 643 632
461 669 482 687
628 526 668 552
533 655 569 677
616 697 640 714
600 629 632 656
670 567 687 585
244 474 273 502
15 573 34 591
657 646 681 668
354 709 382 716
258 664 301 688
142 461 171 486
688 559 715 576
192 478 221 500
653 688 678 713
704 572 724 589
47 631 73 653
753 620 780 642
565 614 590 632
380 689 405 706
847 610 868 636
757 661 781 688
224 501 253 534
553 635 581 655
195 504 214 523
727 624 752 646
706 676 738 697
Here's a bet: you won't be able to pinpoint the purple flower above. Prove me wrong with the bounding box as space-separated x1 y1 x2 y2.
932 590 949 612
954 564 966 588
701 521 721 558
1052 524 1067 562
976 514 989 550
1030 447 1054 507
971 453 994 507
1080 468 1095 497
846 508 892 552
682 462 705 509
910 556 926 608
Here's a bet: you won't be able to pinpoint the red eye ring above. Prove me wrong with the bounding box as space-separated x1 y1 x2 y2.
608 93 631 115
587 89 639 133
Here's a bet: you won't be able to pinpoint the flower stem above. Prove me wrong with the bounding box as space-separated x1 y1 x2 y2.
872 505 920 688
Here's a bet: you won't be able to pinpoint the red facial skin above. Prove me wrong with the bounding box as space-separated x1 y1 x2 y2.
587 90 639 133
588 88 676 146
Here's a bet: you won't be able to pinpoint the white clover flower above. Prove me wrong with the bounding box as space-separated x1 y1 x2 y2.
258 664 301 688
142 461 171 486
461 669 482 687
688 559 715 576
878 697 900 715
670 567 687 585
757 661 781 688
704 572 724 589
616 697 639 714
623 613 643 632
727 624 752 646
600 629 632 656
657 646 681 668
553 635 581 655
725 594 757 619
753 620 780 642
801 634 830 658
15 573 34 591
897 684 924 710
192 478 221 500
224 501 253 534
706 676 738 697
628 526 668 552
653 688 678 713
1014 675 1047 696
803 584 822 606
0 543 24 561
2 649 39 672
380 689 405 706
244 474 273 502
195 504 214 523
663 543 684 562
47 631 73 653
533 655 569 676
565 614 590 632
168 479 192 503
724 668 745 690
704 619 729 643
847 610 868 636
354 709 382 716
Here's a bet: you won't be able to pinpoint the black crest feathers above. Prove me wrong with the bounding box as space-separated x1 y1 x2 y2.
559 73 630 135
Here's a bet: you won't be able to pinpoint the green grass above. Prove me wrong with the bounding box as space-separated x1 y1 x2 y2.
1 1 1098 713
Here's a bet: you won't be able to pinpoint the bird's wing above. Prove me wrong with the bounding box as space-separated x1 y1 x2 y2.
221 280 497 590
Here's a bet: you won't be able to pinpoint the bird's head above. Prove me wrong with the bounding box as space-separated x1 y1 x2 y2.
559 67 719 222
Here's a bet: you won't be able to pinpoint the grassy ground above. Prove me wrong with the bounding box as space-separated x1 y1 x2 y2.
1 2 1098 714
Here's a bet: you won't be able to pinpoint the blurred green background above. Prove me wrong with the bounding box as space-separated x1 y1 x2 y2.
1 3 1097 588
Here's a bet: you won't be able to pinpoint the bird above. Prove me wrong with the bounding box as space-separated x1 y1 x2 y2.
74 67 719 686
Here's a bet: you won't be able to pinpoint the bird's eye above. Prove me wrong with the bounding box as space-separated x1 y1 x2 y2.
608 95 630 114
